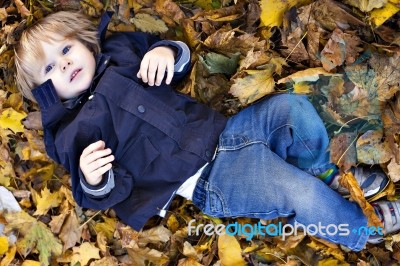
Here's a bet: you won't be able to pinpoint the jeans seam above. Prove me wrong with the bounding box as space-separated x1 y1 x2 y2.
267 124 320 174
208 184 231 216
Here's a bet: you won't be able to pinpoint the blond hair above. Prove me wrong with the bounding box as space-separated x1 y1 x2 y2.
14 11 100 102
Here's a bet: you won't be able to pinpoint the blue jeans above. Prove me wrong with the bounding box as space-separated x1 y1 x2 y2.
192 94 368 251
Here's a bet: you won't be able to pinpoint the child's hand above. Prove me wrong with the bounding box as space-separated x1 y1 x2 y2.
137 46 176 86
79 140 114 186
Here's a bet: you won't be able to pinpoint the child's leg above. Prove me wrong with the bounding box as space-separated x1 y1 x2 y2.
192 94 368 250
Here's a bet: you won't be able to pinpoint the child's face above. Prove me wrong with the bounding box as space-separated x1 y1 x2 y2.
36 35 96 99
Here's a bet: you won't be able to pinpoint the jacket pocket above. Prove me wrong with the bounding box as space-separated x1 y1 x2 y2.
118 134 160 177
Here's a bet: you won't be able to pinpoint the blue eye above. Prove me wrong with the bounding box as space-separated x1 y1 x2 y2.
62 45 71 55
45 64 53 74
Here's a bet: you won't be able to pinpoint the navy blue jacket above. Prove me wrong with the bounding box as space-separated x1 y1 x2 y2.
32 12 227 230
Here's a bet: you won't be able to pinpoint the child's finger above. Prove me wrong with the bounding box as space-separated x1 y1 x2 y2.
155 62 167 86
139 56 150 83
87 154 114 173
91 163 113 180
147 61 158 86
81 140 105 157
165 60 174 85
85 148 112 164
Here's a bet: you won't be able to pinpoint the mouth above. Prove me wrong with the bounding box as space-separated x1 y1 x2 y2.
70 68 82 82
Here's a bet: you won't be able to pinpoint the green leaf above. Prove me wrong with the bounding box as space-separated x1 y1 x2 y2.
199 52 240 75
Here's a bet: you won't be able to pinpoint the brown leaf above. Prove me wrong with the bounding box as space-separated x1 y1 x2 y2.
330 132 357 172
49 212 68 234
14 0 31 17
321 28 362 71
339 172 383 227
59 211 81 251
155 0 186 25
22 111 42 130
89 256 118 266
281 27 309 62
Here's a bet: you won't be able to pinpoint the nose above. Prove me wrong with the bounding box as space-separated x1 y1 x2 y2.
60 58 72 72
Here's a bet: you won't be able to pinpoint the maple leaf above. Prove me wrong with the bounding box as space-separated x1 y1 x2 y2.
229 66 276 105
130 13 168 34
4 211 62 266
94 216 117 240
0 107 27 133
218 233 246 266
71 242 101 266
32 186 62 216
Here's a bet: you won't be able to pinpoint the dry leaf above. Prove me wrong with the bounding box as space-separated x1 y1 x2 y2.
33 187 62 216
130 13 168 34
59 211 82 251
339 172 383 227
71 242 101 266
344 0 388 12
229 67 276 105
218 233 246 266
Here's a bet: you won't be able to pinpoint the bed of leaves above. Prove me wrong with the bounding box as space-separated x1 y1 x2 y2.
0 0 400 265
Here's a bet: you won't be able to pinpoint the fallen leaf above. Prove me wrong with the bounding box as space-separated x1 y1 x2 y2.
259 0 308 27
71 242 101 266
344 0 388 12
94 216 117 240
138 225 172 246
33 187 62 216
277 67 336 84
21 260 41 266
0 244 16 266
370 1 400 27
330 132 357 172
5 211 62 266
89 256 118 266
130 13 168 34
356 129 392 164
339 172 382 227
59 211 82 251
0 107 27 133
387 159 400 182
199 52 240 75
0 236 8 255
320 28 362 71
217 233 246 266
229 66 276 105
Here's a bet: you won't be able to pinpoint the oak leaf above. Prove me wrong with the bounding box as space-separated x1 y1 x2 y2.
4 211 62 266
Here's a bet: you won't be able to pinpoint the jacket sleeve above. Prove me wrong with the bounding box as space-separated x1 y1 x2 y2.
58 122 134 210
101 32 191 84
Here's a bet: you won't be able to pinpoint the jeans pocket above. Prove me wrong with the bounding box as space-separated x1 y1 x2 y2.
208 186 229 216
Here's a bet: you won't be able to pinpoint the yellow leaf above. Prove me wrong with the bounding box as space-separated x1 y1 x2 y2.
229 67 275 105
71 242 101 266
33 187 62 216
260 0 310 27
0 244 16 266
130 13 168 34
94 216 117 240
138 225 172 246
293 82 313 94
277 67 338 84
370 2 400 27
344 0 388 12
178 257 203 266
318 257 349 266
0 108 27 133
217 233 246 266
0 236 9 255
21 260 41 266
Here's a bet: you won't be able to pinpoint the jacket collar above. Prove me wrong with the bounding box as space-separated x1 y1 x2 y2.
32 12 113 127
